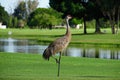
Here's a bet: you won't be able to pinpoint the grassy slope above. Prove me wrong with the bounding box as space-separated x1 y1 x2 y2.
0 28 120 45
0 52 120 80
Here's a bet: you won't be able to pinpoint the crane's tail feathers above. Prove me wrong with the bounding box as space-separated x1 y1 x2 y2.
43 48 52 61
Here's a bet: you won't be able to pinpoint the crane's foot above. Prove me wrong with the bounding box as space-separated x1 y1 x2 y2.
55 59 60 64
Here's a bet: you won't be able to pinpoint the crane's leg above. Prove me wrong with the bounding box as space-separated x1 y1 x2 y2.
57 52 62 77
51 56 59 63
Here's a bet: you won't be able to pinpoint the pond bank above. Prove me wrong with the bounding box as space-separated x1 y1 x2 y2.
0 29 120 46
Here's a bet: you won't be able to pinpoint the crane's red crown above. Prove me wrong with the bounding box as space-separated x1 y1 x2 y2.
66 15 72 20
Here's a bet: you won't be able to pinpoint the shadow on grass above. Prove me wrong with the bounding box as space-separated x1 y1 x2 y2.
72 32 105 36
75 76 111 78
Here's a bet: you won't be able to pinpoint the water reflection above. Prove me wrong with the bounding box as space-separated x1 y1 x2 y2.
0 38 46 54
0 38 120 60
66 47 120 59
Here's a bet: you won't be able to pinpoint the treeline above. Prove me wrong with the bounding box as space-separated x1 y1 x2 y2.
0 0 62 29
50 0 120 34
0 0 120 34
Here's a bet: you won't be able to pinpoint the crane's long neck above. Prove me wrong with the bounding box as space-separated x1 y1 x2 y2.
65 19 71 36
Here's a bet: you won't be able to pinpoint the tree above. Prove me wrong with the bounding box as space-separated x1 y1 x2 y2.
82 0 104 33
94 0 120 34
71 18 83 27
8 16 13 28
28 8 62 29
13 0 39 20
18 19 25 28
8 16 18 28
50 0 88 34
50 0 104 34
50 0 109 34
13 1 27 20
27 0 39 15
0 5 9 25
13 17 18 28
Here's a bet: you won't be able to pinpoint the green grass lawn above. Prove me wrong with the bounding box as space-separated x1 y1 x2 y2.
0 28 120 46
0 52 120 80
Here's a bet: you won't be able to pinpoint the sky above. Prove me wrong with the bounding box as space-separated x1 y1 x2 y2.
0 0 49 14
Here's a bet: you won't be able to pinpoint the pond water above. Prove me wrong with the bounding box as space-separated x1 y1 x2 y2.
0 38 120 60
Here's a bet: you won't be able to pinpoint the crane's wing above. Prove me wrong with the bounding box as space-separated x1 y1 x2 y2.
43 35 70 60
48 36 70 54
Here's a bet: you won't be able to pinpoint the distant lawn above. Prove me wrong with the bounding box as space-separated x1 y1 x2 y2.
0 52 120 80
0 28 120 46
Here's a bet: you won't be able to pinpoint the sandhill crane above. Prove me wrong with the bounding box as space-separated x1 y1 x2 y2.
43 15 72 77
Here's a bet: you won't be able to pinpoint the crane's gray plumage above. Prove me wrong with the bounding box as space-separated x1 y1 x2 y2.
43 15 71 60
42 15 72 77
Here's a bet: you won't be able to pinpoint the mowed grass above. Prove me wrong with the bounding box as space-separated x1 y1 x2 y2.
0 52 120 80
0 28 120 45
